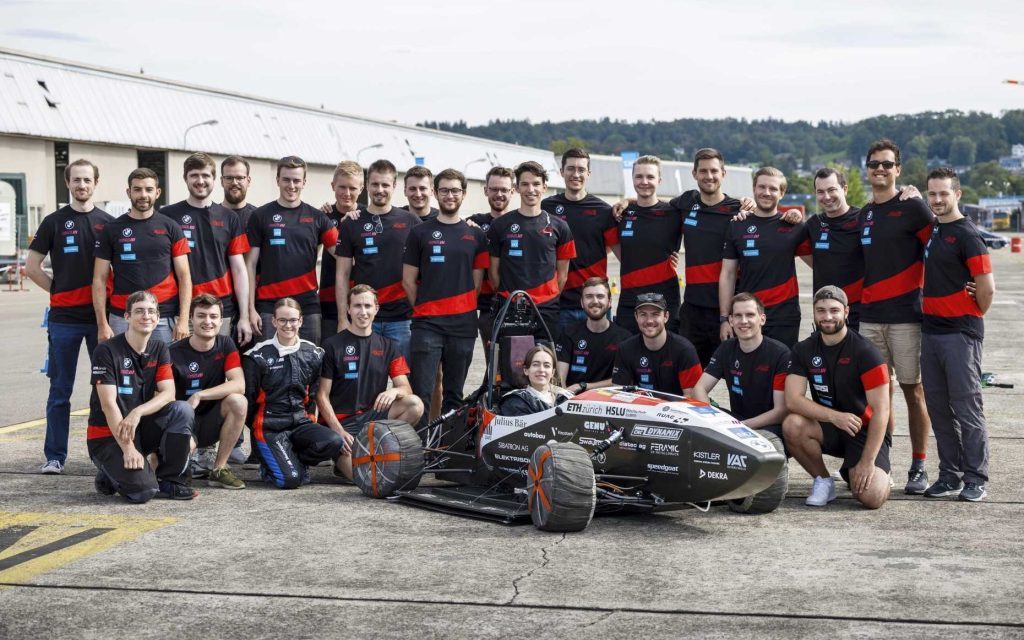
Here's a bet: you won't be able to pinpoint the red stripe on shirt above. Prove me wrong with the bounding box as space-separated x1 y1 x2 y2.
842 278 864 304
498 274 561 305
966 254 992 277
565 258 608 290
753 275 798 308
389 356 411 378
860 363 889 391
923 290 982 318
772 372 787 391
861 404 874 425
194 271 233 298
414 289 477 318
862 263 922 305
157 363 173 382
224 351 241 372
684 262 721 285
678 363 703 391
87 425 113 440
319 286 336 302
622 260 676 290
320 227 339 248
50 285 92 308
228 233 250 256
375 281 406 305
110 272 179 309
473 250 490 270
603 226 620 248
257 269 317 300
915 223 932 245
796 238 812 256
171 237 190 257
556 240 577 260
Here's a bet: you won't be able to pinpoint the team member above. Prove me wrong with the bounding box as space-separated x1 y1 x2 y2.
27 159 114 474
783 286 891 510
318 285 423 479
692 293 790 442
469 166 515 352
169 294 247 489
244 298 343 489
220 155 256 231
803 168 863 330
921 168 995 502
614 156 682 333
93 168 192 344
612 293 702 396
404 165 439 221
88 290 195 502
720 167 811 347
160 153 252 343
336 159 420 358
403 169 488 426
543 149 618 333
501 345 574 416
555 277 630 393
487 161 575 339
858 138 934 494
246 156 338 345
321 161 364 338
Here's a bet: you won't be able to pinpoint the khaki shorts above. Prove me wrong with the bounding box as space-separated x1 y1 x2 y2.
859 322 921 385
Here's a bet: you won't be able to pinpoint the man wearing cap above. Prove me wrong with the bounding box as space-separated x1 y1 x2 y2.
612 292 702 396
784 285 892 509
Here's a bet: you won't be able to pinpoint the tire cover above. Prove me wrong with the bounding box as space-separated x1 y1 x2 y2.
352 419 424 498
527 442 596 532
728 430 788 514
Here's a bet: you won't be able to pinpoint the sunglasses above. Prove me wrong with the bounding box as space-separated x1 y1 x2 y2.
866 160 898 170
635 293 666 305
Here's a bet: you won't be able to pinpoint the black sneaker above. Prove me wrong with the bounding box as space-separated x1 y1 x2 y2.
157 480 199 500
924 479 963 498
94 471 116 496
958 482 987 502
904 467 928 495
244 450 261 470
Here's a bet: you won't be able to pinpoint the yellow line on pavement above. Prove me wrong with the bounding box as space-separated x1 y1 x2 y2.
0 409 88 434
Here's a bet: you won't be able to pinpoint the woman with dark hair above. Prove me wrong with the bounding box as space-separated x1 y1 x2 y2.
500 344 574 416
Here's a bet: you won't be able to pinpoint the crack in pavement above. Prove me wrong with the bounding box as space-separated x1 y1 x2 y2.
508 532 566 605
578 610 615 630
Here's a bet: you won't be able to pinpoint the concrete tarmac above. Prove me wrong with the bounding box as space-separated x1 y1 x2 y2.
2 244 1023 639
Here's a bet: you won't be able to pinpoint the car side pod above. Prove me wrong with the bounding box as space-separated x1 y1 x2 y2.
352 420 425 498
527 441 596 532
725 431 788 514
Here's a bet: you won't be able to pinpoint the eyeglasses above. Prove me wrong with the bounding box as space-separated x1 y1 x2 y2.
222 176 248 183
437 188 464 196
130 308 159 317
866 160 897 170
486 188 511 195
563 167 588 175
371 214 384 233
275 317 301 325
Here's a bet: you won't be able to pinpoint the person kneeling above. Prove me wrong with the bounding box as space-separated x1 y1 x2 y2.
501 345 573 416
170 294 247 489
88 291 196 502
243 298 343 489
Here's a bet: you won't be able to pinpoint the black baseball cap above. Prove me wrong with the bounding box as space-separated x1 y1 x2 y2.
635 292 668 311
813 285 849 306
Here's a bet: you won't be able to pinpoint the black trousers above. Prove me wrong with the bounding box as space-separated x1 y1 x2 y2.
254 420 343 489
678 303 721 367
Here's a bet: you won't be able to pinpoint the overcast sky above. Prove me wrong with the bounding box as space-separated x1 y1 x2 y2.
2 0 1022 127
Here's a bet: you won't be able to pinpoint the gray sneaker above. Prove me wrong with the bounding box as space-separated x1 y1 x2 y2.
958 482 987 502
40 459 64 475
924 479 963 498
904 467 928 495
190 447 216 479
227 446 248 465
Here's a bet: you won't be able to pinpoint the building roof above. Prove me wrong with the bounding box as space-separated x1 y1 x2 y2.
0 47 562 186
586 154 753 199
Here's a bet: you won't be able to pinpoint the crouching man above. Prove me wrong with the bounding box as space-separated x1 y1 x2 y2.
88 290 196 502
784 286 892 509
244 298 343 489
170 294 247 489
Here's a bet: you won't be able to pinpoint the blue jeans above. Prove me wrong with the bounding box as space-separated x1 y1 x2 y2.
108 313 175 346
372 319 412 362
45 322 99 463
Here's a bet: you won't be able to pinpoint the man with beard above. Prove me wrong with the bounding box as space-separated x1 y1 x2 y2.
27 159 114 475
543 149 619 333
402 169 488 430
469 166 514 353
335 159 419 359
220 156 256 232
556 277 630 393
612 292 702 396
692 293 790 443
784 286 891 509
404 166 439 222
321 161 364 339
161 153 252 344
720 167 811 348
93 169 192 345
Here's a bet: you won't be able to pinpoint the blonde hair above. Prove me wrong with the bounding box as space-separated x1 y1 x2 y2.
332 160 363 182
753 166 787 192
633 155 662 176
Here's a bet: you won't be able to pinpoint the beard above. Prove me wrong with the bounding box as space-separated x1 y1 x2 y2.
223 187 246 205
817 317 846 335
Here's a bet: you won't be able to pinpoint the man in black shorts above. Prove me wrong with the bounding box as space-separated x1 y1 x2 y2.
88 290 196 502
169 294 247 489
612 292 702 396
692 292 790 442
784 286 892 509
318 285 423 480
556 277 630 394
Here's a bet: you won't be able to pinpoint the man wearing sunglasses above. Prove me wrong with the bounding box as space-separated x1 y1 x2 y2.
858 138 935 495
335 159 420 360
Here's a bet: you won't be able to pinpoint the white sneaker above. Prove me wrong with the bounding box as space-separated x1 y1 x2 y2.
39 459 63 475
806 476 836 507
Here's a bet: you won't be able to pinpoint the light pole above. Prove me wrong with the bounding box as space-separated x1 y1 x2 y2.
463 157 489 174
183 119 218 149
357 143 384 164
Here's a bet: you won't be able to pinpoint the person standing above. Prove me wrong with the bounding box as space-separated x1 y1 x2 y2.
468 166 515 353
320 161 364 339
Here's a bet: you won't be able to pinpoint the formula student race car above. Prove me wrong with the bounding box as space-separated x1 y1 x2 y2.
348 291 789 533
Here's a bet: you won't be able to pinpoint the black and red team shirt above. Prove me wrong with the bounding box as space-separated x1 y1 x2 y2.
789 329 889 425
169 335 241 415
410 207 439 223
803 207 864 322
617 202 683 311
612 333 702 395
404 219 489 338
668 191 742 309
336 207 420 321
247 201 339 315
705 337 790 422
543 194 618 308
468 212 502 311
556 321 631 386
319 206 350 320
723 214 810 325
226 203 257 235
161 202 249 318
29 206 114 324
320 329 410 420
94 213 190 317
87 333 173 439
923 218 991 341
859 193 934 324
487 210 575 310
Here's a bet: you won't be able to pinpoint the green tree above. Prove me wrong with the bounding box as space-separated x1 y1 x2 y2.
847 168 868 207
550 136 588 156
900 157 928 190
959 185 979 204
948 136 977 166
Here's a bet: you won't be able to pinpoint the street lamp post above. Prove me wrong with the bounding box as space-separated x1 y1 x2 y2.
183 119 219 149
463 157 489 174
357 143 384 164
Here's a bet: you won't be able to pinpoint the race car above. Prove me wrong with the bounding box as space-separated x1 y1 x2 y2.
348 291 789 533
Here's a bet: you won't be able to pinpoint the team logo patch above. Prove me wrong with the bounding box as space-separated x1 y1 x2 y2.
866 211 873 221
555 205 565 214
734 360 740 368
189 362 199 373
182 215 192 224
578 339 587 349
510 223 520 233
363 222 374 232
812 356 823 367
64 220 75 230
273 214 283 223
122 358 132 368
482 224 490 231
746 225 757 234
345 345 356 355
432 230 442 239
639 356 649 367
122 228 133 237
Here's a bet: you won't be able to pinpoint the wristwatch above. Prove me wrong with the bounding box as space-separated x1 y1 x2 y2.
577 382 588 392
719 315 729 323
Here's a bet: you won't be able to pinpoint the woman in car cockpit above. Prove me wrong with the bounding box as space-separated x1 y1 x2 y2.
500 345 574 416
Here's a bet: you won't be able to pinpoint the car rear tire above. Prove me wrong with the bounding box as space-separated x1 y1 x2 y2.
728 431 788 515
527 441 596 532
352 419 424 498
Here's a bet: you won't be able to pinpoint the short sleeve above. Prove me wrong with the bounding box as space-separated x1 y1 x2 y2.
336 220 356 259
402 227 421 268
247 211 264 249
29 215 54 254
91 343 118 387
611 349 633 386
722 224 739 260
787 345 808 378
704 342 729 380
555 333 572 364
94 225 114 261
